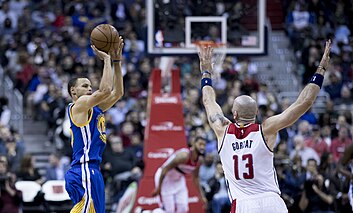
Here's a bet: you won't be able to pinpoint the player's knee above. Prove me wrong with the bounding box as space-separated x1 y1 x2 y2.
176 204 188 213
163 204 175 213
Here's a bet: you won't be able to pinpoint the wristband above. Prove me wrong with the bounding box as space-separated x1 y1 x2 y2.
317 65 326 72
201 71 212 76
309 73 324 88
201 78 212 89
112 59 121 63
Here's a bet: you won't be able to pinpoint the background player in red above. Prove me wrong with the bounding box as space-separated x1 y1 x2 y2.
151 136 207 213
198 40 331 213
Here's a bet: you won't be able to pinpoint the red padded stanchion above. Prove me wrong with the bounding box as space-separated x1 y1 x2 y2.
132 68 203 212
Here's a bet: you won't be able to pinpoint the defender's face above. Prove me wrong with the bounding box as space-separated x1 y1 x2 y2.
73 78 92 98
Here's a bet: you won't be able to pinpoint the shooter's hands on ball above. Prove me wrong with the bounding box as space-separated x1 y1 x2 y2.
109 36 124 61
91 45 111 60
198 46 214 74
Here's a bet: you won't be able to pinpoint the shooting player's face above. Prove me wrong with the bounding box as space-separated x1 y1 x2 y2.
73 78 92 98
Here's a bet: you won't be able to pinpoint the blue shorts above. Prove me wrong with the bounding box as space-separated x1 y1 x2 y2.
65 164 105 213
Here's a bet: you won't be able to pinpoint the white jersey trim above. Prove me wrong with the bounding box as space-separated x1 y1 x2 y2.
218 125 230 154
259 124 273 153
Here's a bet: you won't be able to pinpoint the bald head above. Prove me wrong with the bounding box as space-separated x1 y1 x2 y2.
232 95 257 123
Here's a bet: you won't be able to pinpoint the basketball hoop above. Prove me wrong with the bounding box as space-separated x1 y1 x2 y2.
195 41 227 79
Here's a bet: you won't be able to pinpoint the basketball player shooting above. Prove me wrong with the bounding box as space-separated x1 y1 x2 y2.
198 40 331 213
64 37 124 213
151 137 208 213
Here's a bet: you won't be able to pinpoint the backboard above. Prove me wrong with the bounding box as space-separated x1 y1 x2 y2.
147 0 267 55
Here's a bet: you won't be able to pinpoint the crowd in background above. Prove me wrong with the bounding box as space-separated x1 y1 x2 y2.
0 0 352 212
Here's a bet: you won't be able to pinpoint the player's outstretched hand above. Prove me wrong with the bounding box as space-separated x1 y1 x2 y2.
319 39 332 70
109 36 124 61
91 45 111 60
198 45 214 74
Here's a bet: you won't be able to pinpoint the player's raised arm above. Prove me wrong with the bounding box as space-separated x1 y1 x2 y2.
199 46 231 141
72 45 113 112
151 152 189 196
98 37 125 112
262 40 332 150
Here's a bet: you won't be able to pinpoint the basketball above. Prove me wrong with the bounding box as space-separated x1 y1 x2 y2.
90 24 119 53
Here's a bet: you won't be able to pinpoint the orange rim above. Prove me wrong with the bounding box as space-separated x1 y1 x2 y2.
194 40 226 48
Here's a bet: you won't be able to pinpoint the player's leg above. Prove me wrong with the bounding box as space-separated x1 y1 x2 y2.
235 192 287 213
65 168 86 211
174 177 188 213
262 194 287 213
160 193 176 213
90 168 106 213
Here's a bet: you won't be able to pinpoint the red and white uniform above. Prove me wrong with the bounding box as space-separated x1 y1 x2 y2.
154 148 200 213
219 123 287 213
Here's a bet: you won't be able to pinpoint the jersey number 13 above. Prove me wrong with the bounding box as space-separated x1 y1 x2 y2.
233 154 254 180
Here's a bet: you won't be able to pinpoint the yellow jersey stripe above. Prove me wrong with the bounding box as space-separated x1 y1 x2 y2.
69 104 93 127
89 200 96 213
70 195 86 213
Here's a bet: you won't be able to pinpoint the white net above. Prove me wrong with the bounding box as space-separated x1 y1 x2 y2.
195 41 227 79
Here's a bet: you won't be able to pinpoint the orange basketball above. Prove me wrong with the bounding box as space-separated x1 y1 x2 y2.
90 24 119 53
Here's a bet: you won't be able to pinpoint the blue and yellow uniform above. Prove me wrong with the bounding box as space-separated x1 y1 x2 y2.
65 103 106 213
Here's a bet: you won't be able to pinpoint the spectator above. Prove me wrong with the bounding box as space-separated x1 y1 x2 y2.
206 162 230 213
0 1 18 31
319 152 336 180
324 72 343 101
103 135 141 200
286 3 315 51
0 97 11 127
305 158 319 180
282 155 306 212
302 159 337 212
257 83 278 112
321 125 333 148
299 171 336 213
274 140 290 165
318 100 339 128
305 125 329 158
290 135 320 167
16 154 44 184
4 137 24 173
301 44 321 85
0 126 12 154
330 126 352 162
119 121 135 147
297 120 312 139
45 153 70 181
127 132 144 160
0 155 22 213
335 85 353 106
199 152 216 188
